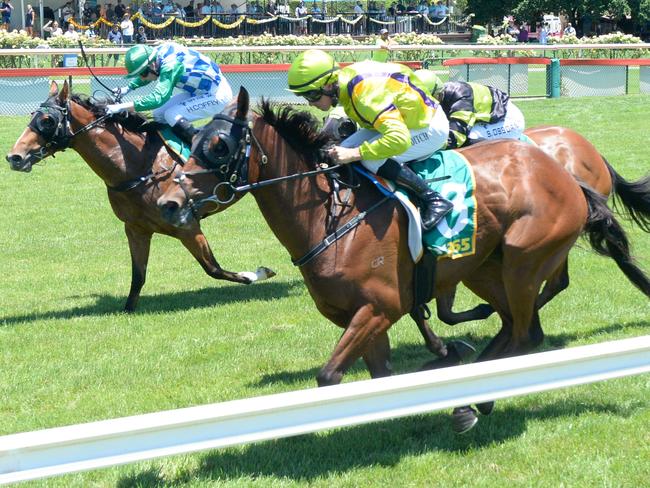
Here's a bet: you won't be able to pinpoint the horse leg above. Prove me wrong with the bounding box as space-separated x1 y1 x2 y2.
124 223 152 313
537 260 570 309
179 231 262 284
317 305 393 386
435 287 495 326
362 331 393 378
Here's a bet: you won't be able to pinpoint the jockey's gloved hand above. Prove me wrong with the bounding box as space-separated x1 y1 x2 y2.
113 86 130 99
106 102 132 115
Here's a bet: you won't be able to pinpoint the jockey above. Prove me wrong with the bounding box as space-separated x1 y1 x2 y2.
288 49 452 231
105 42 233 144
414 69 525 149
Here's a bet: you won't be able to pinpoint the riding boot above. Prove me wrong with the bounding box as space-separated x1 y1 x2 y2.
171 117 198 145
395 164 453 231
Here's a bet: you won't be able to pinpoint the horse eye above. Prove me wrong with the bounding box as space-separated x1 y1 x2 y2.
40 117 56 130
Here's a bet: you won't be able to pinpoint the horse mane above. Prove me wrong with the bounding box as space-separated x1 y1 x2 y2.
70 93 153 133
256 99 332 163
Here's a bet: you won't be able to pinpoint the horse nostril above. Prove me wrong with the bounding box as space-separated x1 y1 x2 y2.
7 154 22 165
159 200 180 219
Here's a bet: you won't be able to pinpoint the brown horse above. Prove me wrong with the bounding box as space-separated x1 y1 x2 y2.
157 89 650 432
432 125 650 327
5 81 274 313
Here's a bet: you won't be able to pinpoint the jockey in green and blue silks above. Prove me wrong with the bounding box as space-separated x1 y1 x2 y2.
105 42 233 144
414 69 525 149
288 49 452 230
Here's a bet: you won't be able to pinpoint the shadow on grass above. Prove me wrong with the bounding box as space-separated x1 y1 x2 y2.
250 320 649 388
0 279 305 327
116 397 643 487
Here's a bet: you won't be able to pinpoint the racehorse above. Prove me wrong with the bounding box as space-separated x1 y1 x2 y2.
5 81 274 313
156 89 650 432
432 125 650 327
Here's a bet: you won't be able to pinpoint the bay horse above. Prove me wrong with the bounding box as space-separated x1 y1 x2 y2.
432 125 650 327
5 81 274 313
322 117 650 328
157 89 649 432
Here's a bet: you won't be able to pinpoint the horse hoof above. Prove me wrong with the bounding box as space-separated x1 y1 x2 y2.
476 401 495 416
452 406 478 434
420 356 458 370
447 340 476 362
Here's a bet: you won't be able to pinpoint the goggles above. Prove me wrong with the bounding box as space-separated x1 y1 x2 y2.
299 90 324 103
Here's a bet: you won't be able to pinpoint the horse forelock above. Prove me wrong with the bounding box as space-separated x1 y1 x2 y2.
256 100 331 163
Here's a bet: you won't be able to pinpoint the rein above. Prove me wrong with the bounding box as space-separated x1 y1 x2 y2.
181 111 391 266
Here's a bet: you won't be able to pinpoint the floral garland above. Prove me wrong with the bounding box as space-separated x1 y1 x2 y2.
67 13 438 32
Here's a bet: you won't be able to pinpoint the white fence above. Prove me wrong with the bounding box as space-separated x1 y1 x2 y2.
1 335 649 485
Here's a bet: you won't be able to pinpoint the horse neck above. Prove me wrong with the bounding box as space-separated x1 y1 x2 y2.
68 102 153 186
250 123 333 260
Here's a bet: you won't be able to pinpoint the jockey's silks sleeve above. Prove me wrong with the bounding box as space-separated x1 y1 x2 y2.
438 81 510 148
131 61 184 112
337 61 438 160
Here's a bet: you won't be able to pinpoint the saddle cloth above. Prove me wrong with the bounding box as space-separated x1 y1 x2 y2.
354 149 478 262
158 126 192 162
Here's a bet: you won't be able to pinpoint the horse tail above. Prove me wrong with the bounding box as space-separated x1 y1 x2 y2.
604 158 650 233
580 182 650 298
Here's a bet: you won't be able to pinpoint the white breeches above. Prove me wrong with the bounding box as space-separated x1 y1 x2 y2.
340 107 449 173
468 100 525 143
152 78 234 126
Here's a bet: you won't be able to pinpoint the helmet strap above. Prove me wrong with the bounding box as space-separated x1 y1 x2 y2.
323 83 339 107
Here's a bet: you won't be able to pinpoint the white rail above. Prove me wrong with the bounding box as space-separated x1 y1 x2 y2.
1 335 649 485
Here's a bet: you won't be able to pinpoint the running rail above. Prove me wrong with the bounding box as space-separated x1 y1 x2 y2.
1 335 649 484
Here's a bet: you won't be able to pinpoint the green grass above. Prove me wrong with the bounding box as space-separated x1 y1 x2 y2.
0 95 649 487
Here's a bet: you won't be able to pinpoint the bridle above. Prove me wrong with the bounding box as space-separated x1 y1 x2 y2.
173 111 390 267
27 98 111 162
27 98 178 192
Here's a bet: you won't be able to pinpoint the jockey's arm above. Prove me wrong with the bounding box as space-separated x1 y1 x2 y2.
360 109 411 160
132 61 184 112
447 109 476 149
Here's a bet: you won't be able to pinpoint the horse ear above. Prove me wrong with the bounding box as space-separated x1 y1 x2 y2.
49 80 59 98
57 80 70 104
235 87 249 120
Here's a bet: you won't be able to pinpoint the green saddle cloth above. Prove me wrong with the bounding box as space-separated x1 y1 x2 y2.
158 126 192 162
400 149 478 259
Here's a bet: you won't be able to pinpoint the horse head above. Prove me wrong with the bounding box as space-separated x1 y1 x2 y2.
158 87 252 228
6 81 78 172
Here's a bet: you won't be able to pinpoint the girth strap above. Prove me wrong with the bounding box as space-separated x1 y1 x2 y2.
292 195 390 267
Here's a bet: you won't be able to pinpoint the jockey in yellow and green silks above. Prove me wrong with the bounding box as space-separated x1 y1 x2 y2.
288 49 452 231
414 69 525 149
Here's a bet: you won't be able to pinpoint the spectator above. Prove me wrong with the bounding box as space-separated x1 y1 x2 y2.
228 2 238 21
371 28 393 62
295 0 307 35
151 1 163 20
107 23 122 66
0 0 13 31
353 1 363 35
162 0 175 16
85 25 98 37
43 19 63 37
114 0 125 20
517 23 529 42
63 22 79 38
185 0 195 18
538 23 548 44
121 12 134 43
61 1 74 28
564 22 576 36
134 24 147 42
24 3 35 36
212 0 224 17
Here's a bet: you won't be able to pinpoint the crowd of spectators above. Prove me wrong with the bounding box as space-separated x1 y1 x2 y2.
10 0 462 41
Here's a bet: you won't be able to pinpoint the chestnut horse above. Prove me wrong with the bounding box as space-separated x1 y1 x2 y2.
433 125 650 327
158 89 650 432
6 81 273 312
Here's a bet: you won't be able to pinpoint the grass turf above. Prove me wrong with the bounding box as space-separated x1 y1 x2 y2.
0 94 648 487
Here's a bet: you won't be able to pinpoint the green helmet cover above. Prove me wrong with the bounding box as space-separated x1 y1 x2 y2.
414 69 444 97
125 44 156 78
288 49 340 94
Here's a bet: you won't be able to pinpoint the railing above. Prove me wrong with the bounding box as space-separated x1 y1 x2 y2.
2 335 649 484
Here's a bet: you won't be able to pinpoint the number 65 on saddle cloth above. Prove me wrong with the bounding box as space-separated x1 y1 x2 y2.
355 149 477 261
